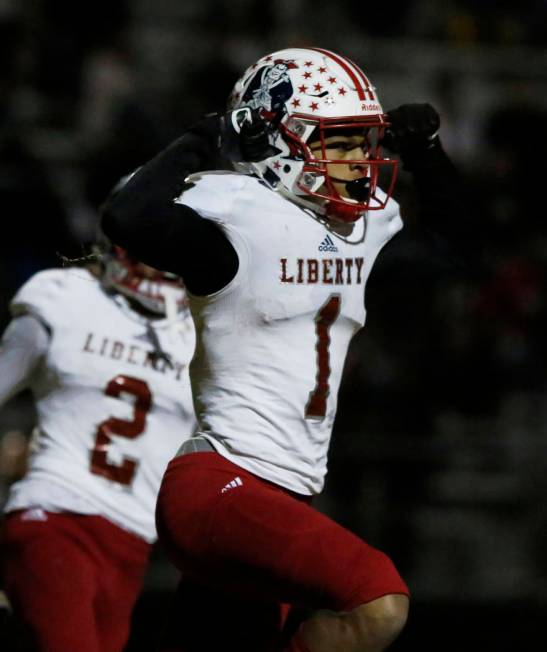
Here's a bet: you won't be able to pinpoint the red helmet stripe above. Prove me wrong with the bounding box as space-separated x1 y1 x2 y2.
344 56 376 101
309 47 374 101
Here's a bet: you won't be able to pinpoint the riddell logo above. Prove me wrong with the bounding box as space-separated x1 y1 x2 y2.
318 234 338 252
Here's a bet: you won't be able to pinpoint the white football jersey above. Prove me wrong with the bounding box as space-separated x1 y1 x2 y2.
178 172 402 495
5 268 196 541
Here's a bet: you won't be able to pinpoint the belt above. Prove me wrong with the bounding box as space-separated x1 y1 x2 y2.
176 436 215 457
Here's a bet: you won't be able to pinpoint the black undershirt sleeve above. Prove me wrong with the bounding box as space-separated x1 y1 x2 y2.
100 123 239 296
384 140 479 275
410 141 476 267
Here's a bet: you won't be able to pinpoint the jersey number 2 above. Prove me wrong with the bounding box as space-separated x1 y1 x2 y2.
90 375 152 486
305 294 341 420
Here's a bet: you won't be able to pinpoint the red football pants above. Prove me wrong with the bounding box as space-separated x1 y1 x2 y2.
156 452 409 651
1 510 151 652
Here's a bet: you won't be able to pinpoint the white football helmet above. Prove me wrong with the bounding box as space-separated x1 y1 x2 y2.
228 47 398 223
102 245 187 320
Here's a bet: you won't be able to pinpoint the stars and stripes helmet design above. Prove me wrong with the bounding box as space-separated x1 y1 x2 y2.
228 47 398 223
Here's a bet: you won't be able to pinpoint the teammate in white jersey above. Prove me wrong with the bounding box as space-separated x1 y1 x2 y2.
102 47 464 652
0 246 196 652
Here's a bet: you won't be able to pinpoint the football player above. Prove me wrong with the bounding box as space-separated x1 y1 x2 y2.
101 47 463 652
0 245 196 652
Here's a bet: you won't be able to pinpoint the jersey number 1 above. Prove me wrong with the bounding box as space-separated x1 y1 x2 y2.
305 294 341 420
90 375 152 486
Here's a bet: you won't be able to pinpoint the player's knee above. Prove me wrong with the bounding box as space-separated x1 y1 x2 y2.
297 593 408 652
353 593 409 648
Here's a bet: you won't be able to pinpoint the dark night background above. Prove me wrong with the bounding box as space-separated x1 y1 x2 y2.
1 1 547 650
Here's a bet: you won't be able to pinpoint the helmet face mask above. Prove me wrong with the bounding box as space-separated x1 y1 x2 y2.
228 47 398 223
102 246 186 318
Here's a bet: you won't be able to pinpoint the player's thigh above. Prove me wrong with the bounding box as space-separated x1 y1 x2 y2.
1 510 101 652
90 518 150 652
210 481 407 610
157 454 407 612
96 586 140 652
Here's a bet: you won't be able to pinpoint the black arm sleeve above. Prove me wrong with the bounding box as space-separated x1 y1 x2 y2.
101 121 239 296
411 141 472 252
387 139 480 275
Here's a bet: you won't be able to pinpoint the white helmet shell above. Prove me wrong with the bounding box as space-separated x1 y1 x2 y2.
228 47 397 222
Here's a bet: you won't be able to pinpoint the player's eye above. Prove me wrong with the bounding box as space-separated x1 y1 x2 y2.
347 141 366 151
310 139 367 156
324 141 353 151
329 141 366 152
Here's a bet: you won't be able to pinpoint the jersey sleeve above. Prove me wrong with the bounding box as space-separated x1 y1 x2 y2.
10 268 71 330
0 315 50 405
175 172 243 223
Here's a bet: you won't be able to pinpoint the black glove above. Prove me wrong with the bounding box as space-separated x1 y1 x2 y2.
182 114 224 169
219 108 280 163
382 103 441 170
163 109 278 173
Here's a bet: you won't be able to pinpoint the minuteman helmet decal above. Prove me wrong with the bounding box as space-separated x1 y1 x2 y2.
240 59 298 124
228 47 398 223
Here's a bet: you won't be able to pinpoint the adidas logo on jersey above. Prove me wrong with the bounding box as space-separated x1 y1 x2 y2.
20 508 48 522
221 476 243 494
318 234 338 252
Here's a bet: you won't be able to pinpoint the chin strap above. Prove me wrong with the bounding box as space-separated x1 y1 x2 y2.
275 184 328 217
144 322 174 369
162 285 191 347
161 286 179 328
144 285 188 368
324 200 365 223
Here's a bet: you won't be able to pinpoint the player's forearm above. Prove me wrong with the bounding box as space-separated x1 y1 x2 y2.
383 103 479 270
408 141 479 270
407 140 462 227
0 316 49 406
